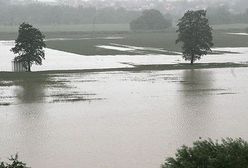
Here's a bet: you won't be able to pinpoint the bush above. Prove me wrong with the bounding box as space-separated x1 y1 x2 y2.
0 154 29 168
162 138 248 168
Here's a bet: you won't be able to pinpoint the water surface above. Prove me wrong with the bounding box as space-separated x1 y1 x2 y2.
1 68 248 168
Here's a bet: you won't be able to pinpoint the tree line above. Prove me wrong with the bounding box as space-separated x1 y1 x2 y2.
207 6 248 25
0 4 140 25
0 3 248 26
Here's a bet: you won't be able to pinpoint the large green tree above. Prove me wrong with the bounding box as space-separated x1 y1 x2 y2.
11 23 46 72
176 10 213 64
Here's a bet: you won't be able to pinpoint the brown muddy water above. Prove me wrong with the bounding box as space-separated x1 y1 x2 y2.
1 68 248 168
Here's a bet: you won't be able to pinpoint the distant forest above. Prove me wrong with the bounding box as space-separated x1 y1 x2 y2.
0 4 141 25
0 2 248 26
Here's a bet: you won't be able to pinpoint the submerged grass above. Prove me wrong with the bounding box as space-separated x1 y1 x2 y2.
0 63 247 80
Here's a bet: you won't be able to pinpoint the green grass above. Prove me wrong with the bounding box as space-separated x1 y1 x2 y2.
44 30 248 55
0 24 130 40
212 23 248 31
0 24 130 33
44 31 180 55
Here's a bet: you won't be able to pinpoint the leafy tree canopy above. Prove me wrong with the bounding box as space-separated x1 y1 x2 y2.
11 23 46 72
162 138 248 168
130 9 172 31
176 10 213 64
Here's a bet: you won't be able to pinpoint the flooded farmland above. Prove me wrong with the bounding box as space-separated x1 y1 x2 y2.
1 40 248 168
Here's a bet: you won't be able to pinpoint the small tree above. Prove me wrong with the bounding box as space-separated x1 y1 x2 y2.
162 138 248 168
11 23 46 72
176 10 213 65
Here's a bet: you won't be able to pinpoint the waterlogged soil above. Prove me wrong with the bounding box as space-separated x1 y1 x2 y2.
1 68 248 168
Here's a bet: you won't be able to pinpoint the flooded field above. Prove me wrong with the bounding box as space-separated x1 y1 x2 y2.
1 40 248 168
1 68 248 168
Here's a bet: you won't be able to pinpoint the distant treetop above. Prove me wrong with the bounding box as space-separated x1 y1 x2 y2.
130 9 172 31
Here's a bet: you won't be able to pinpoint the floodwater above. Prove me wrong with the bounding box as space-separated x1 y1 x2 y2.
226 32 248 36
1 41 248 168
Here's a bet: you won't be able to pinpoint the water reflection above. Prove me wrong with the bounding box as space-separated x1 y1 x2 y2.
14 77 46 104
177 69 215 141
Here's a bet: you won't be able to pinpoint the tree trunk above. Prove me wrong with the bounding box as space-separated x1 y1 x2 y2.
27 62 31 72
191 55 194 65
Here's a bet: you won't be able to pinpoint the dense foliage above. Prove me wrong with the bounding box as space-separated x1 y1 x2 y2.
0 154 29 168
130 9 172 31
176 10 213 64
11 23 46 72
162 138 248 168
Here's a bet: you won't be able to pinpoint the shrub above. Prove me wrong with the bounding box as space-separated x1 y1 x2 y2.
0 154 29 168
162 138 248 168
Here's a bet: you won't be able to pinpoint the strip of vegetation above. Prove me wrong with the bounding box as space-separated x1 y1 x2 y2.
0 63 247 79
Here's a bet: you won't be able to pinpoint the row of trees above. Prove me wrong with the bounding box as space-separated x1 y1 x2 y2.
0 4 140 25
1 2 248 26
207 6 248 25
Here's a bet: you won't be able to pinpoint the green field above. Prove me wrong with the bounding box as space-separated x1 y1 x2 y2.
44 30 248 55
0 24 130 40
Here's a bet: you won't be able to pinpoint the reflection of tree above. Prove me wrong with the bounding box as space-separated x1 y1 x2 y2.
181 69 213 96
15 76 47 104
176 69 215 141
